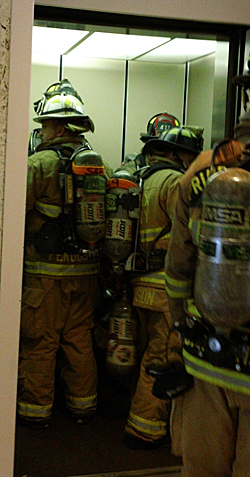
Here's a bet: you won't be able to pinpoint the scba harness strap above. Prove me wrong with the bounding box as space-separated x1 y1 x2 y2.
180 317 250 376
128 162 183 272
27 143 100 257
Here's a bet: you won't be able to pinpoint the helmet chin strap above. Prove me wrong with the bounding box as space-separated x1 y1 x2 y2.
172 151 185 168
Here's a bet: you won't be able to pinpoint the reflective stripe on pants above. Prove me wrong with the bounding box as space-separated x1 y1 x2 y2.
125 307 171 442
18 274 99 418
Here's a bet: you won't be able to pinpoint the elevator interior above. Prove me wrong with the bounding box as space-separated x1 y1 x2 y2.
14 6 249 477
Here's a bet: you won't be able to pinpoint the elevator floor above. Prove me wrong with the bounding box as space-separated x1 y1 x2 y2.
14 347 183 477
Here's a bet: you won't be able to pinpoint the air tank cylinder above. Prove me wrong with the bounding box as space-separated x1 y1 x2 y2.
72 149 106 246
103 171 139 265
106 286 138 378
194 167 250 333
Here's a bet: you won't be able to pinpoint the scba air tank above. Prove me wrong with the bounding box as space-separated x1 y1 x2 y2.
194 167 250 333
103 170 139 264
106 286 138 378
72 148 106 245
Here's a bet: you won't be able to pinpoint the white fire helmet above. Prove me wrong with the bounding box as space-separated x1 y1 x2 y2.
33 93 95 132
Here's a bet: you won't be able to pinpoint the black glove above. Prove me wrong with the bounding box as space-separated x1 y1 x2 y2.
145 360 194 399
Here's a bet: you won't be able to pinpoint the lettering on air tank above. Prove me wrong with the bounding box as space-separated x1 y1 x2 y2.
203 205 244 225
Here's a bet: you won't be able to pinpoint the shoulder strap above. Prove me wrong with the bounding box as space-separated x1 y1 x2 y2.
43 144 74 157
141 162 183 180
43 144 75 175
148 223 172 252
142 163 183 249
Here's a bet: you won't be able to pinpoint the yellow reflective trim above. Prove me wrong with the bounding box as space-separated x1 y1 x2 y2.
24 260 100 276
187 298 201 318
165 287 190 298
137 277 165 285
150 116 157 125
140 234 170 243
128 411 166 436
165 273 192 298
17 401 52 418
188 217 202 245
36 200 61 218
140 227 167 241
132 270 165 285
183 349 250 395
141 227 162 234
165 274 191 288
66 394 97 411
17 402 52 410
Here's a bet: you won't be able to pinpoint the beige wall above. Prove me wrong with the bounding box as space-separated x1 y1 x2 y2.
0 1 33 476
0 2 11 254
35 0 250 26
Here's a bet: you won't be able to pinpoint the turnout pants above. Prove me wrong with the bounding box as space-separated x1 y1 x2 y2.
18 274 100 420
125 307 171 442
171 378 250 477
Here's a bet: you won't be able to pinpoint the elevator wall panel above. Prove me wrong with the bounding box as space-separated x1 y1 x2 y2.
186 53 215 151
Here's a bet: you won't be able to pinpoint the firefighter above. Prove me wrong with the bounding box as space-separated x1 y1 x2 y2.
17 79 111 429
123 127 201 449
115 112 181 175
163 86 250 472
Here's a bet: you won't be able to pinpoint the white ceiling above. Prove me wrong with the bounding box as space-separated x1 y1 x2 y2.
32 26 217 66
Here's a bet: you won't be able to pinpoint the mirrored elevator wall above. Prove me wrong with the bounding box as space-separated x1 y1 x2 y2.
30 39 229 171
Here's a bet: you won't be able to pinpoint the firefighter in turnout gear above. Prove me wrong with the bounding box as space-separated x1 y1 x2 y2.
123 127 201 450
164 105 250 475
115 112 181 176
17 79 112 429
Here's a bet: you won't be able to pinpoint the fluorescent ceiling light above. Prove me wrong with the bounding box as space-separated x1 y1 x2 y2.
66 32 170 60
31 27 217 65
32 26 89 56
137 38 217 63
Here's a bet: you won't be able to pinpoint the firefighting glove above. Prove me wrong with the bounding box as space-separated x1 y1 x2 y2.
145 360 194 399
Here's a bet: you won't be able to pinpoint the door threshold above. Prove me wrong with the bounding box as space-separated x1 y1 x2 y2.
69 466 183 477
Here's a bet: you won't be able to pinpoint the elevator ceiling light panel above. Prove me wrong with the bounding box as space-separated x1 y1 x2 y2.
136 38 217 63
32 27 89 64
31 27 217 65
66 32 170 60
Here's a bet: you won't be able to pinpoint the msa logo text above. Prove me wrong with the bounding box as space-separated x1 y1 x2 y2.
203 205 245 225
